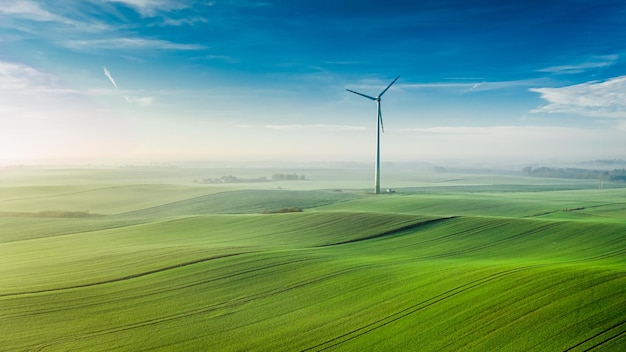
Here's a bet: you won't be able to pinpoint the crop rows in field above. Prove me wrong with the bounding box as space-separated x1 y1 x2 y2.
1 182 625 351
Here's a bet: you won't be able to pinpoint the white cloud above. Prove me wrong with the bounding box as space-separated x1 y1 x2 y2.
0 1 111 32
0 60 153 112
124 95 155 107
66 37 205 51
102 0 192 17
0 1 62 22
0 61 73 95
537 55 618 74
0 61 98 119
530 76 626 119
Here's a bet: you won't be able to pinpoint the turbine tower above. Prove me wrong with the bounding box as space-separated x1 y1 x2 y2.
346 76 399 194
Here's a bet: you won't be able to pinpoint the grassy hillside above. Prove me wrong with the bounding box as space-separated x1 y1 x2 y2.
0 170 625 351
317 188 626 221
0 184 229 214
119 189 363 217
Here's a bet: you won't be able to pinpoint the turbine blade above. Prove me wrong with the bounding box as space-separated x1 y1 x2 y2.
378 75 400 98
346 89 377 101
379 109 384 133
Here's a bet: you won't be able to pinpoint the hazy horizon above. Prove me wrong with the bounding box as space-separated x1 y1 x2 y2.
2 1 626 165
3 156 626 172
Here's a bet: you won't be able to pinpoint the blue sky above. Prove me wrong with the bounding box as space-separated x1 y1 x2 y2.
2 0 626 165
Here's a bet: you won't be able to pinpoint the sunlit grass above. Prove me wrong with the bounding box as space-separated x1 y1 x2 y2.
1 170 625 351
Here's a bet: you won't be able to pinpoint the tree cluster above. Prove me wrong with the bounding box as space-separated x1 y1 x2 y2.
271 173 305 181
260 207 303 214
523 167 626 182
193 173 306 184
193 175 268 184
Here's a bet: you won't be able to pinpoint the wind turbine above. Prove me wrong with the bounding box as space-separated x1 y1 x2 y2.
346 76 399 194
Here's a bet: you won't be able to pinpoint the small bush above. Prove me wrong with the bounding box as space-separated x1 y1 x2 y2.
260 207 303 214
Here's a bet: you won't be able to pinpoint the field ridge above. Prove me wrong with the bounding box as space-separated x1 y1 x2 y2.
317 216 457 247
0 252 248 297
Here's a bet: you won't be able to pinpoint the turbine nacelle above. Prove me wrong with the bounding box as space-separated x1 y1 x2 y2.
346 75 399 134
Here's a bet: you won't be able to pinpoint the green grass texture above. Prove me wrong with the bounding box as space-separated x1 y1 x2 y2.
1 172 625 351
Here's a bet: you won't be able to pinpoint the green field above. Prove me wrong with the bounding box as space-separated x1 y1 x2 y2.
1 168 625 351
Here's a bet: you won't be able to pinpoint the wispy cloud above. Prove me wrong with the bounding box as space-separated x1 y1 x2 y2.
160 16 208 27
0 1 111 32
0 61 74 95
530 75 626 119
67 37 205 51
0 60 155 110
537 55 618 74
0 1 62 22
0 60 83 124
103 67 118 88
99 66 154 107
124 95 155 107
101 0 192 17
403 79 544 93
264 124 367 131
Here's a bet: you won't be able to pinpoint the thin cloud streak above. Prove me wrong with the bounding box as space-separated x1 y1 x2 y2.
103 67 118 88
537 55 619 74
100 0 192 17
124 95 155 107
264 124 367 131
66 38 205 51
100 66 153 106
402 79 546 92
159 16 208 27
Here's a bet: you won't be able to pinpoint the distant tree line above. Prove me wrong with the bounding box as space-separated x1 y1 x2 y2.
260 206 303 214
523 167 626 182
194 175 267 184
194 173 305 184
271 173 306 181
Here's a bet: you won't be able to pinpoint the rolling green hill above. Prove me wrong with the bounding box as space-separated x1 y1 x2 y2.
0 171 624 351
